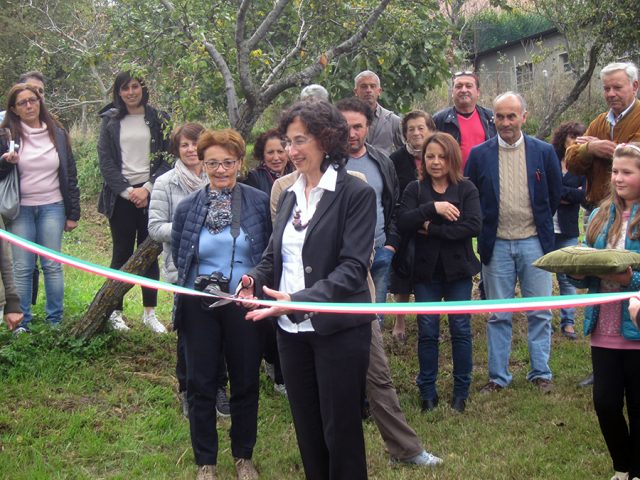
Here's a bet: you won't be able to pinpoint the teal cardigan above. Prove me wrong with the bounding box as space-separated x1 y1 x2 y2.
570 203 640 340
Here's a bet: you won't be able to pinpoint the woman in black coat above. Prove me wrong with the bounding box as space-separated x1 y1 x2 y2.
244 128 293 196
397 132 481 414
97 71 171 332
238 100 376 479
550 121 587 340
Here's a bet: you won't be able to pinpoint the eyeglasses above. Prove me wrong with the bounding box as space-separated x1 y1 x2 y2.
203 159 238 170
284 136 312 149
15 97 40 108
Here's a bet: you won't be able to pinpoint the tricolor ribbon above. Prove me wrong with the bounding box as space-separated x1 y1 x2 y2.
1 228 636 315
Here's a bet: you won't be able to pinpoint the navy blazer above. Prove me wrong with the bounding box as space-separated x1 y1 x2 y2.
250 168 376 335
464 134 562 264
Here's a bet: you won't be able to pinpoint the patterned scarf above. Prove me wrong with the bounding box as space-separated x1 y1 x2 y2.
205 188 233 234
174 159 208 193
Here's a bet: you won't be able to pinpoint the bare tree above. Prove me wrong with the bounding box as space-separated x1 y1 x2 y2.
155 0 393 137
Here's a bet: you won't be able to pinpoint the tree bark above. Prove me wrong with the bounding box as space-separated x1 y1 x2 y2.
535 42 602 140
70 237 163 339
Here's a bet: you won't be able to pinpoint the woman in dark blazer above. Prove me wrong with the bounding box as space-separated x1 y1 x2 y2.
238 100 376 480
172 129 271 480
397 132 481 414
551 121 587 339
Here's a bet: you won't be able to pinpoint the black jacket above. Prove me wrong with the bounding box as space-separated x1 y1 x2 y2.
243 163 294 196
390 146 418 197
557 170 587 238
348 143 400 249
96 103 171 218
250 168 376 335
0 124 80 222
397 179 481 283
432 105 496 144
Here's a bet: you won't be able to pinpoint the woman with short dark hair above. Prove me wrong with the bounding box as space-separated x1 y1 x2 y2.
550 121 587 339
238 100 377 479
97 71 171 332
244 129 293 196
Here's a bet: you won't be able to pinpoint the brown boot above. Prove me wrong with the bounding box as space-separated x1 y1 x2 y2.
196 465 216 480
235 458 259 480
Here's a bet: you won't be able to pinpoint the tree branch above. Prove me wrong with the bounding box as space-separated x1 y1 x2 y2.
262 0 311 89
246 0 290 50
261 0 392 104
158 0 240 126
536 42 603 139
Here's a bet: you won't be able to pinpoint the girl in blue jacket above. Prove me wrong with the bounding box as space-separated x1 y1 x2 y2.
570 142 640 480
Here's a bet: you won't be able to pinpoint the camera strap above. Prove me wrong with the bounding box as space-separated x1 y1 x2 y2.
228 186 243 283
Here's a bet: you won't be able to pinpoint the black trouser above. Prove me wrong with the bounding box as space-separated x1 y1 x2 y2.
263 318 284 384
278 323 371 480
181 295 266 465
108 196 159 309
592 346 640 477
176 330 228 393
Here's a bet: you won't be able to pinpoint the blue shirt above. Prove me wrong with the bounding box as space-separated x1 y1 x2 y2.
185 225 252 290
347 151 386 247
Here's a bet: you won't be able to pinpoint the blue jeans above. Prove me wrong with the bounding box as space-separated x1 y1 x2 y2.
482 237 553 387
554 234 578 327
370 246 393 326
8 202 66 327
414 277 473 400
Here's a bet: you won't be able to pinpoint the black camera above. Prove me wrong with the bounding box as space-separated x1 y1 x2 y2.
194 271 231 309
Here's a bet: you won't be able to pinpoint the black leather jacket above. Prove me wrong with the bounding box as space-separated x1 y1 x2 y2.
432 105 496 144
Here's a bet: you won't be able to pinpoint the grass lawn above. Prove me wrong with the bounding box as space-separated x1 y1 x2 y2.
0 203 612 479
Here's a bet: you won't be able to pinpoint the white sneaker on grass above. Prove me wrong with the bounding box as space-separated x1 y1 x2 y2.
143 311 167 333
108 310 129 331
611 472 628 480
391 449 443 467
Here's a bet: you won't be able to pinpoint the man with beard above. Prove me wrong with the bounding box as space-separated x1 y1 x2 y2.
336 97 400 320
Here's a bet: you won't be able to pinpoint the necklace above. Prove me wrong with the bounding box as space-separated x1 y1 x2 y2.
292 207 309 231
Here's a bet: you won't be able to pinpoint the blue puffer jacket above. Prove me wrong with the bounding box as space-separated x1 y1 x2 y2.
570 203 640 340
171 183 271 328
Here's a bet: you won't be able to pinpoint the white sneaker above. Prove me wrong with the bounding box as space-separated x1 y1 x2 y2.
143 311 167 333
611 473 629 480
391 449 443 467
274 383 288 397
108 310 129 331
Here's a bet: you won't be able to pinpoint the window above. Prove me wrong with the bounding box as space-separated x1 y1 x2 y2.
559 53 571 72
516 62 533 89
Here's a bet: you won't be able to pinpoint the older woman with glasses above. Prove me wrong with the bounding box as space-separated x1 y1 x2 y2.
172 129 271 480
0 83 80 333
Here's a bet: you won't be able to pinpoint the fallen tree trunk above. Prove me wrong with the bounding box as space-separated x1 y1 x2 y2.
70 237 163 339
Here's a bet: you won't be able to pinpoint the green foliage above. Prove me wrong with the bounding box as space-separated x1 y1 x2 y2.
464 9 553 53
0 324 114 377
71 128 103 201
326 0 455 112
